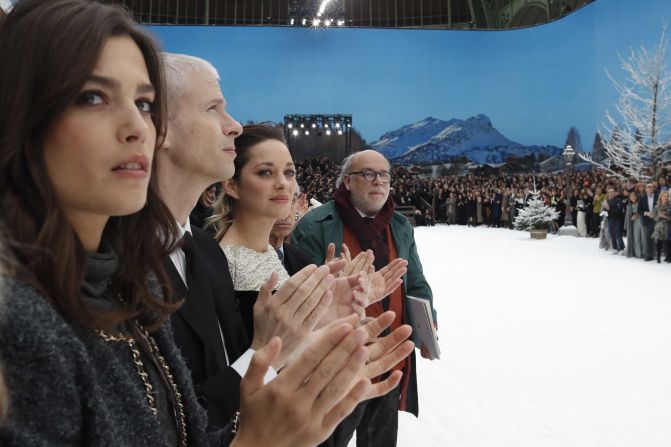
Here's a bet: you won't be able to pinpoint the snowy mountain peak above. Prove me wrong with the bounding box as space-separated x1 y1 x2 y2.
372 114 560 165
468 114 492 127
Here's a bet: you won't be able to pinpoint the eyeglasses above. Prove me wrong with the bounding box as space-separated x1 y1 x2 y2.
347 170 392 183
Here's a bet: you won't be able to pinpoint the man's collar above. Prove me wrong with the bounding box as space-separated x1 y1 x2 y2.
176 218 192 238
355 207 378 218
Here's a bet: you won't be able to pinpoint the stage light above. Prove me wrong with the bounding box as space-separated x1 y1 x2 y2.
290 18 295 25
302 18 307 25
312 18 320 27
283 113 353 155
317 12 322 17
325 19 332 27
337 20 344 26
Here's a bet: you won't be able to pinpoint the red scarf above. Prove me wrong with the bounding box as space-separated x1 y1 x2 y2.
333 183 395 270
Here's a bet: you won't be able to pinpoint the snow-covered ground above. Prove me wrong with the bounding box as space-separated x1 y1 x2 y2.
358 225 671 446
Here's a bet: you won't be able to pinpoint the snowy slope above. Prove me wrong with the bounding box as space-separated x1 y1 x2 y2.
351 226 671 446
373 117 456 160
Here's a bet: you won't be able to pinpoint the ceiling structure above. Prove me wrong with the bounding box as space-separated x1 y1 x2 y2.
97 0 596 30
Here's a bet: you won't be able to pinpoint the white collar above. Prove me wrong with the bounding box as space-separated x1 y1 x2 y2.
176 218 192 238
355 207 378 218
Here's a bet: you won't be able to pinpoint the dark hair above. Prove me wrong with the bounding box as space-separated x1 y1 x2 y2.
0 0 179 331
0 366 6 426
207 123 287 240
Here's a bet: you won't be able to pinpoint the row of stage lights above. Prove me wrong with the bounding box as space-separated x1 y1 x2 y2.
284 114 352 137
288 0 344 27
289 17 345 27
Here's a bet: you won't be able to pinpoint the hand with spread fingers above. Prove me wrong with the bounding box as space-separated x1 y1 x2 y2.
284 312 414 402
319 271 372 326
370 258 408 303
324 243 371 279
232 323 372 447
250 264 335 370
323 244 408 323
354 311 414 400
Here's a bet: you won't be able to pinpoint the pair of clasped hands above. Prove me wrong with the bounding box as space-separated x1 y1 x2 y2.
231 243 413 447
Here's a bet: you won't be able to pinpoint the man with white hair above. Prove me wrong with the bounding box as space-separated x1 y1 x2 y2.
157 53 350 429
156 54 413 438
293 150 437 447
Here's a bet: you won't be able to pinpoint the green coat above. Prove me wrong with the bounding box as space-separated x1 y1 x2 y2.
292 201 436 323
292 201 437 416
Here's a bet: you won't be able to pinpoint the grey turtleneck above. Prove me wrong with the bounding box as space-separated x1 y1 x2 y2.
81 245 178 446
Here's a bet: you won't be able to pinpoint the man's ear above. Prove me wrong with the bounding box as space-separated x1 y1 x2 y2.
159 123 172 151
223 179 239 199
343 175 351 191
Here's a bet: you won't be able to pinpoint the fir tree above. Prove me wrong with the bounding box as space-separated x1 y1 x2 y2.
514 186 560 231
565 126 583 153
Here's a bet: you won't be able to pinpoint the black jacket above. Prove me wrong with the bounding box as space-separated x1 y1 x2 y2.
607 196 627 221
638 194 659 227
166 226 250 430
282 242 314 276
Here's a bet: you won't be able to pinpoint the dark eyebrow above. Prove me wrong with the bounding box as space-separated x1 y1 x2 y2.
255 161 295 168
86 74 154 95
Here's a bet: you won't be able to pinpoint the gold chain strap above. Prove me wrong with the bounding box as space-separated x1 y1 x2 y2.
140 324 188 447
95 322 188 447
95 329 158 417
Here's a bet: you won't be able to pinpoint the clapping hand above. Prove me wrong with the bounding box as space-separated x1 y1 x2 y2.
234 323 372 447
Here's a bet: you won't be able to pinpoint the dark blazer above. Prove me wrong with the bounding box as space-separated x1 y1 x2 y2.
638 194 658 227
166 226 250 430
282 242 314 275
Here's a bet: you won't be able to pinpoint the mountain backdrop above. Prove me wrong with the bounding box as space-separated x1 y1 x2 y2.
372 114 562 164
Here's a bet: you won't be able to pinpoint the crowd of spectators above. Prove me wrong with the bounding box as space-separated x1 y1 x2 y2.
295 157 671 262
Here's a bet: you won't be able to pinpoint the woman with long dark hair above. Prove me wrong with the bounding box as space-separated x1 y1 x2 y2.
0 2 381 446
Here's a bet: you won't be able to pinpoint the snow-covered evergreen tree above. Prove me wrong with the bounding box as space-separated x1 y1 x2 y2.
514 191 560 231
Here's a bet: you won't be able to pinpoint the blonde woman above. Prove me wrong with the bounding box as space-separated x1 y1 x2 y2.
652 191 670 263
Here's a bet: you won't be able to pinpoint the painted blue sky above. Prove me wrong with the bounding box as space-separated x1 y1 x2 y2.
149 0 671 149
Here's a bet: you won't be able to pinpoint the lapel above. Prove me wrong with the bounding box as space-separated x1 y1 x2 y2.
191 228 249 359
166 246 229 368
164 257 187 299
389 214 410 284
321 207 344 258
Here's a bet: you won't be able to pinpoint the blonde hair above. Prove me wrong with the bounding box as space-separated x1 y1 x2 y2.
206 190 235 242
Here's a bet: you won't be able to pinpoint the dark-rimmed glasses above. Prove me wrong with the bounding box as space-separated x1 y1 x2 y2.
347 170 392 183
